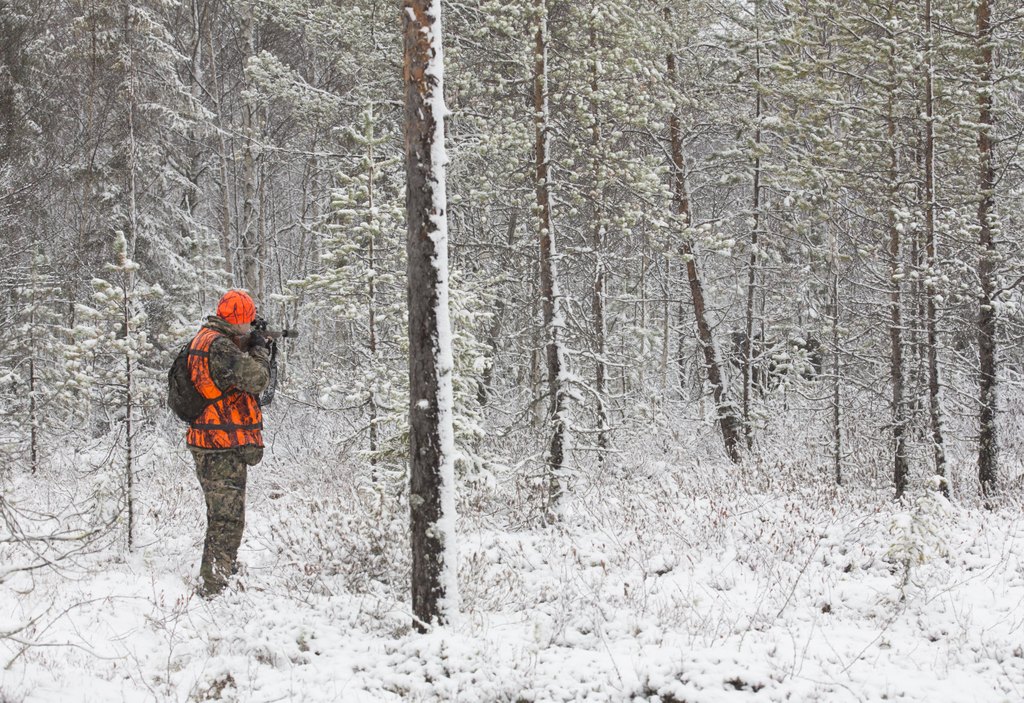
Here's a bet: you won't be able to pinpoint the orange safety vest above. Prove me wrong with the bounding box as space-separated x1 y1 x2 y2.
185 327 264 450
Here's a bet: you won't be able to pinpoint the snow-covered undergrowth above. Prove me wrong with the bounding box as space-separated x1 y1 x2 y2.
2 418 1023 702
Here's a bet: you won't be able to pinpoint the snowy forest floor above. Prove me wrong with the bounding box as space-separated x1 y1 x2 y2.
2 416 1024 703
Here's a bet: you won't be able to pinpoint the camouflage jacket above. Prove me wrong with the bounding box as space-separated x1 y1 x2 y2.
189 316 271 461
202 315 271 397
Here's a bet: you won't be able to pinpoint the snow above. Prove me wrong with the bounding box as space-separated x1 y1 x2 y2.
3 423 1024 703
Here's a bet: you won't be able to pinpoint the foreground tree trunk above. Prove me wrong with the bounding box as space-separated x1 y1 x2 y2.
534 0 570 515
743 0 763 449
975 0 998 496
366 113 380 475
830 227 842 485
123 4 138 551
403 0 458 630
589 21 609 461
666 27 742 463
885 18 909 499
922 0 948 495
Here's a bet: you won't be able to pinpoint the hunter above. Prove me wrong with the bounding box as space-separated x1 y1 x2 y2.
187 289 271 597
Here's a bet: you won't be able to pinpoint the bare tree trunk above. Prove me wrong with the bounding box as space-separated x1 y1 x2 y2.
667 24 742 463
479 212 516 406
922 0 948 495
885 21 909 499
237 7 260 292
366 115 379 475
534 0 569 513
403 0 457 631
123 281 134 552
830 230 842 485
743 0 763 450
976 0 998 496
589 20 608 459
178 0 205 278
256 158 267 298
123 2 138 551
529 257 542 428
28 294 38 474
887 143 908 499
639 250 647 391
661 262 670 391
203 6 233 278
910 148 925 429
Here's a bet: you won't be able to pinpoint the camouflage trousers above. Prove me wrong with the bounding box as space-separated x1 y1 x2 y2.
192 447 262 596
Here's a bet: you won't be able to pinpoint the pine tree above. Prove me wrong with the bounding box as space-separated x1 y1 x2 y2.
403 0 458 630
66 232 159 551
664 4 743 463
306 104 409 474
532 0 572 514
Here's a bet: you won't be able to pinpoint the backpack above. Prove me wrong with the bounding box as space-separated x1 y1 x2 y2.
167 341 211 423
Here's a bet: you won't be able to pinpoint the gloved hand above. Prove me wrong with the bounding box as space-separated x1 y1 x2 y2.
248 331 270 352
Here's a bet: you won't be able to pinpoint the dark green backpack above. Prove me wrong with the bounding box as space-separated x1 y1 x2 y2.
167 341 210 423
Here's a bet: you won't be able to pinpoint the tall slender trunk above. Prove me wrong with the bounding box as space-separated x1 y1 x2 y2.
124 281 134 552
180 0 205 274
203 8 233 278
534 0 568 513
830 229 842 485
976 0 998 495
366 115 379 473
886 43 909 498
256 159 268 297
743 0 763 449
529 257 543 428
403 0 458 630
28 291 38 474
479 212 517 406
922 0 948 494
240 7 260 292
123 2 138 550
666 21 742 463
661 262 670 391
589 20 608 458
910 147 924 426
639 250 647 391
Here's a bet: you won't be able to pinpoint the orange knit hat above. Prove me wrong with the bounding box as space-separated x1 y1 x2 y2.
216 289 257 325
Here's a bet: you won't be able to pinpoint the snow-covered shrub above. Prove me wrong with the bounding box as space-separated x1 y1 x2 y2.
264 481 409 597
886 481 951 593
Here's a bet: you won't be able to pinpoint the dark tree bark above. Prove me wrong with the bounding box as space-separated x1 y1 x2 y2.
123 2 137 551
589 21 609 459
479 212 517 407
239 6 261 293
830 237 842 485
743 0 763 450
202 3 234 278
885 18 909 499
922 0 948 495
534 0 569 514
366 126 379 474
403 0 457 630
976 0 998 496
667 26 742 464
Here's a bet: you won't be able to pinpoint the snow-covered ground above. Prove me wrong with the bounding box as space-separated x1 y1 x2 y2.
2 425 1023 703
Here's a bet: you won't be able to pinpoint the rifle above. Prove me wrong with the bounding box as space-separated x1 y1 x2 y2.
250 316 299 407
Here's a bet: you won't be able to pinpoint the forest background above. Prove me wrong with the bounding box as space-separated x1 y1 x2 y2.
2 0 1024 700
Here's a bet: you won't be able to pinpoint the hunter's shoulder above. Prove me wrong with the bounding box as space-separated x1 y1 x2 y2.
207 337 238 364
202 316 246 337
